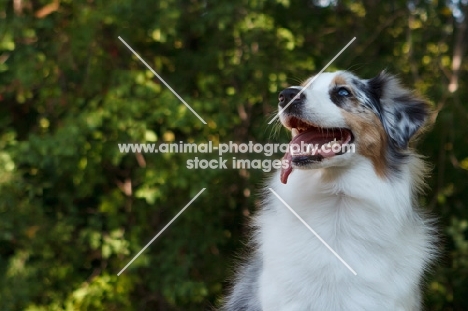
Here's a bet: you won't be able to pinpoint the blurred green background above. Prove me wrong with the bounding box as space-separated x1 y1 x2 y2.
0 0 467 310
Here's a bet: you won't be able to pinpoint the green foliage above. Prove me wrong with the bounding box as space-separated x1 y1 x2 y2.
0 0 467 309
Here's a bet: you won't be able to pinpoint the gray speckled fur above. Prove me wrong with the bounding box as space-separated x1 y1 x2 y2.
222 253 262 311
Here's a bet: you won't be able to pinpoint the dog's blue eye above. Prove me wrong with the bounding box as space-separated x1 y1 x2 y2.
337 88 350 97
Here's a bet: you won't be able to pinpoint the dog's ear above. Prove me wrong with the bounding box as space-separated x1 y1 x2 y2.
367 71 430 149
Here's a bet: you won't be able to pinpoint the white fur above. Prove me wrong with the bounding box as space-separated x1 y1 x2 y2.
257 156 432 310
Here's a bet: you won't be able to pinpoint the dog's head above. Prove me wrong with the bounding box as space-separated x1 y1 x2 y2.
278 70 430 184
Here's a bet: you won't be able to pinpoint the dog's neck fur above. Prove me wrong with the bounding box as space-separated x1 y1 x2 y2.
256 156 433 311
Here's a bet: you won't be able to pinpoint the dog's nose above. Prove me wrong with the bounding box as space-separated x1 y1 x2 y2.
278 88 304 108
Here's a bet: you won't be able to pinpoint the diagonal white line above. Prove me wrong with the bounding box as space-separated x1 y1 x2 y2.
118 36 207 125
268 37 356 124
117 188 206 276
268 188 357 275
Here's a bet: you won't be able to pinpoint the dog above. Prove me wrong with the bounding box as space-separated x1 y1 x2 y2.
224 71 436 310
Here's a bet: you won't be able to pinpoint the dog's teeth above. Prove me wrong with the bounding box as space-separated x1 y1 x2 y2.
292 128 299 138
325 139 342 147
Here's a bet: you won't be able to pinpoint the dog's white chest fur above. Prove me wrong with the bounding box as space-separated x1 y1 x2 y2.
256 160 430 311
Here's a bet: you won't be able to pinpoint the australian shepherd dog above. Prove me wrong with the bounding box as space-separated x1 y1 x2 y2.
224 71 436 310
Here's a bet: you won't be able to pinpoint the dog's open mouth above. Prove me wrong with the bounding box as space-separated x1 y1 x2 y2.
281 117 353 184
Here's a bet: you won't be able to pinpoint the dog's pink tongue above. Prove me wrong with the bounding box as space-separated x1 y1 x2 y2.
280 130 339 184
280 151 293 184
280 132 308 184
